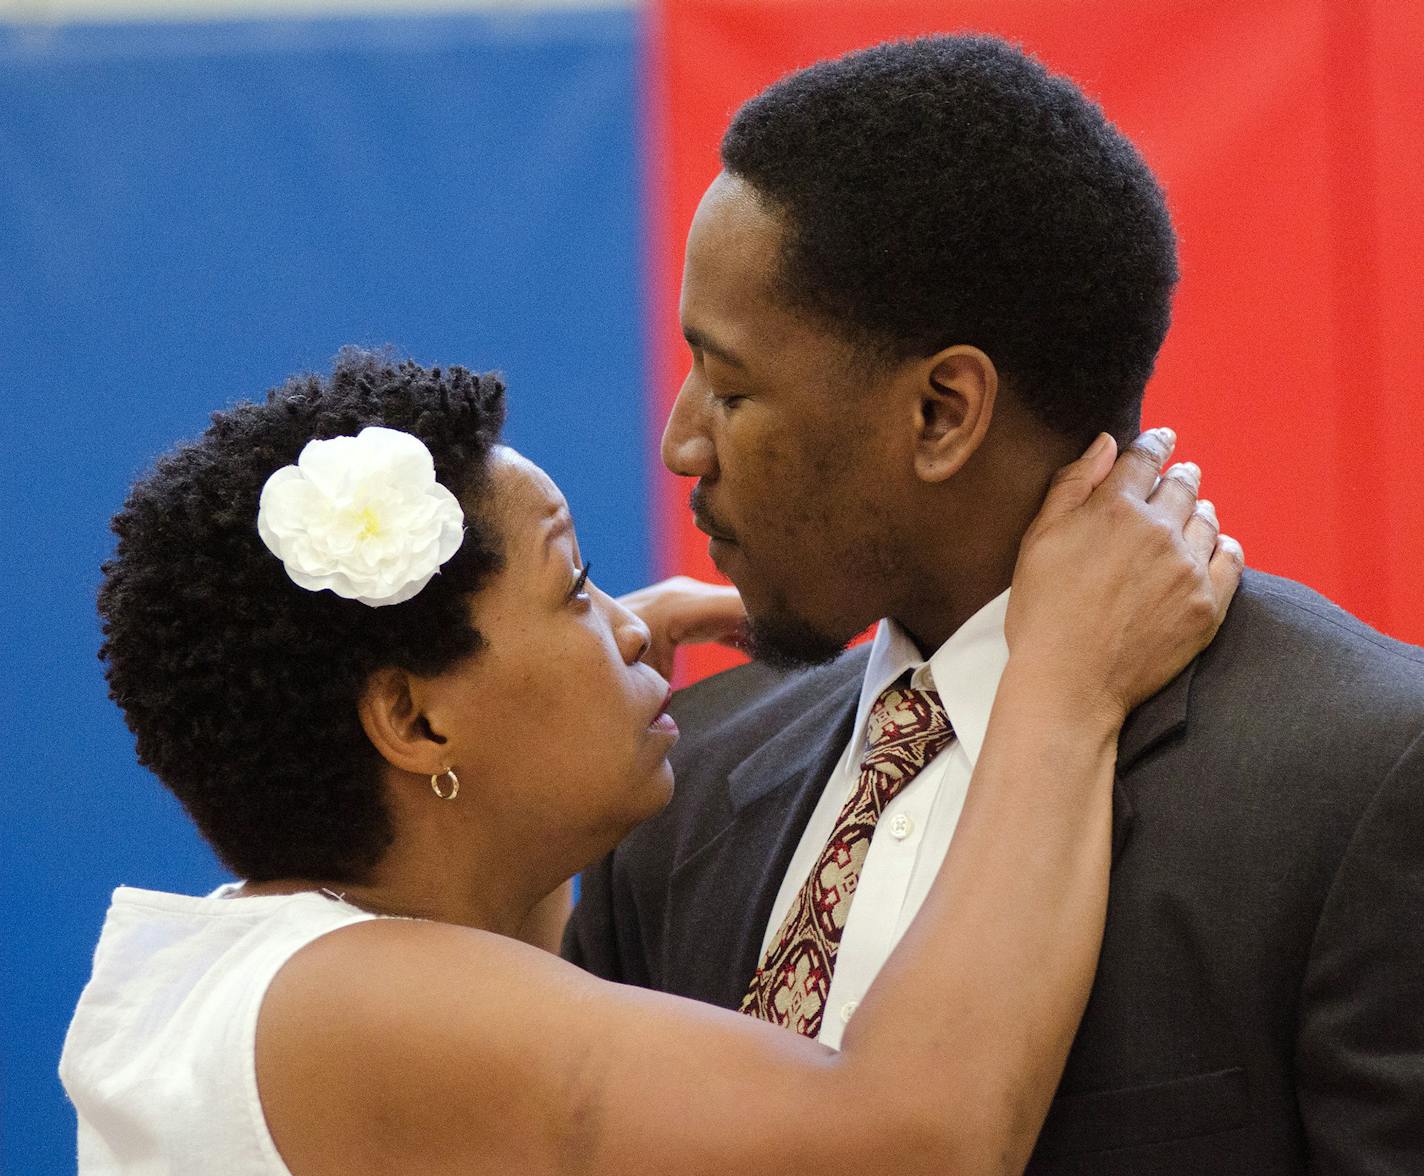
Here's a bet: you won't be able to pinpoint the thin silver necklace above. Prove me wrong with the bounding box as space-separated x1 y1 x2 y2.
316 886 424 922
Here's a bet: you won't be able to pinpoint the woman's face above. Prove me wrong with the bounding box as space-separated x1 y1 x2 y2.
426 447 678 862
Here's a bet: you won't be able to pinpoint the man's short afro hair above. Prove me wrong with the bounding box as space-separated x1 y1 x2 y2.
98 349 507 884
721 33 1179 442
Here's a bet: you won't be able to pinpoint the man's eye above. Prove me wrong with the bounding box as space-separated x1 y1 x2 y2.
569 562 592 600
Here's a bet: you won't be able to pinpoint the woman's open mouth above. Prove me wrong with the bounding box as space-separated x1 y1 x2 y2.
650 688 679 737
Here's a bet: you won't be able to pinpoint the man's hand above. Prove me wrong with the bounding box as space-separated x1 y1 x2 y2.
617 576 748 679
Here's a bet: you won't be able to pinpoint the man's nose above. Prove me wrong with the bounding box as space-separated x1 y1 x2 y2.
661 376 718 479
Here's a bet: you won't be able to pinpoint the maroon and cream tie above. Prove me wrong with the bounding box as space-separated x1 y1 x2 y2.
740 674 955 1038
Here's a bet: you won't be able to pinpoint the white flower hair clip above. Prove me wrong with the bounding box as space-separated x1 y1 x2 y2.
257 426 465 607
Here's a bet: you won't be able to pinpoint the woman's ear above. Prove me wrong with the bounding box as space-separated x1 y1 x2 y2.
357 667 448 777
913 345 998 482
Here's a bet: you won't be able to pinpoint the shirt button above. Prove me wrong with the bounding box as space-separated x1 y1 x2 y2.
888 813 914 840
840 1000 859 1024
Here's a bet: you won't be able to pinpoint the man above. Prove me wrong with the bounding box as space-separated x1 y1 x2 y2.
565 34 1424 1173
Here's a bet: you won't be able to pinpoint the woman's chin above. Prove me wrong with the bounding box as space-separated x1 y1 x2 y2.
583 761 676 863
631 758 676 823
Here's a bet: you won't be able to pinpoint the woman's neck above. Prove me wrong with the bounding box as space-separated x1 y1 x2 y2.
236 851 547 938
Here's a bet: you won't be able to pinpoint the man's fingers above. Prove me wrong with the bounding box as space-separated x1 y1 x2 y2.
1102 426 1177 499
1183 498 1219 565
1148 461 1202 528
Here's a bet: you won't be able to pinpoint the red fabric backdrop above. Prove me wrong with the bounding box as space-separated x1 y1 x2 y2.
645 0 1424 685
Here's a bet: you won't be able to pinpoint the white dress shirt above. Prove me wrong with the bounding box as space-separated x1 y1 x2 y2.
755 589 1011 1050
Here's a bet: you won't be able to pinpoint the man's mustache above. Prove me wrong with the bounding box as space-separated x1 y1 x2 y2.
689 484 735 542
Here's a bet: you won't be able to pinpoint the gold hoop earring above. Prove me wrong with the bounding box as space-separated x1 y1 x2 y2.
430 768 459 800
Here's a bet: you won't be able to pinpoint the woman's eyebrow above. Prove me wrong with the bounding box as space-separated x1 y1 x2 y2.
543 512 573 562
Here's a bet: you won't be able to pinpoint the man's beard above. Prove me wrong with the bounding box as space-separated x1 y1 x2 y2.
744 605 851 671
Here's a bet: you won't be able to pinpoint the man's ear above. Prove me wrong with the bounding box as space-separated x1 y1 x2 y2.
912 345 998 482
357 667 448 777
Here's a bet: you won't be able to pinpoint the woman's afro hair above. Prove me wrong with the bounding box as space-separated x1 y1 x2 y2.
99 348 507 883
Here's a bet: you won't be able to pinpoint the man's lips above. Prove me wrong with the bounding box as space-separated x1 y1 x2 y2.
689 485 736 544
693 515 736 544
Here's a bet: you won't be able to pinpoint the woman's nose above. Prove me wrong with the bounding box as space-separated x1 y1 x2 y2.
615 600 653 665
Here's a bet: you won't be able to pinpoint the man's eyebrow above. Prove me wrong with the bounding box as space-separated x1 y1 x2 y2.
682 326 747 370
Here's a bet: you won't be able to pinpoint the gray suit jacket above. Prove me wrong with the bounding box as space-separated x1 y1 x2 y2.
565 571 1424 1173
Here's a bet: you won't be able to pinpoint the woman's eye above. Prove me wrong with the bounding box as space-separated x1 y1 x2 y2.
568 562 592 601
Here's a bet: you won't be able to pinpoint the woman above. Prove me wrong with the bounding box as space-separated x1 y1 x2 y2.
63 349 1241 1175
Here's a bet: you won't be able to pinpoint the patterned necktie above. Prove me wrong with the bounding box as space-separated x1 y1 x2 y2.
740 673 955 1038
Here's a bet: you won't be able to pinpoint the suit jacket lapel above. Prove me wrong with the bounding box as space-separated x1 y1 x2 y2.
662 668 863 1009
1119 659 1197 771
1112 658 1200 861
655 649 1200 1004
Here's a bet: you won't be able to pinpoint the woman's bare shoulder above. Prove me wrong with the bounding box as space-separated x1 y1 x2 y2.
255 917 582 1175
253 914 843 1176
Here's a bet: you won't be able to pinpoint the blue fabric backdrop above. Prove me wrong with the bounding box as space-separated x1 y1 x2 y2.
0 11 644 1171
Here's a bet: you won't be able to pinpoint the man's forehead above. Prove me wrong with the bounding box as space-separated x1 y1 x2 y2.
685 176 781 288
696 171 770 222
681 175 878 383
681 187 791 355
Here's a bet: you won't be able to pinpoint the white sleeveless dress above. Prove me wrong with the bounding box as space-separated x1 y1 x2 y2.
60 885 377 1175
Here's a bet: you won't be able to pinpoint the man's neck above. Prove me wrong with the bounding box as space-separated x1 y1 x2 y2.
893 567 1015 657
888 437 1068 655
889 501 1030 656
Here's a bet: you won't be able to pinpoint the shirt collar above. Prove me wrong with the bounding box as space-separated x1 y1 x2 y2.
854 589 1011 769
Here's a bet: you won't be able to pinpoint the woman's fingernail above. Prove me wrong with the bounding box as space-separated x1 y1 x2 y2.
1153 426 1177 449
1198 498 1217 522
1087 432 1113 459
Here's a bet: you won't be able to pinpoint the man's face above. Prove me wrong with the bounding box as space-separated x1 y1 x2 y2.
661 173 915 667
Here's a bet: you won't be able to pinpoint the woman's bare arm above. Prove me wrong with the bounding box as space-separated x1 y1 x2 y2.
616 575 747 680
257 431 1242 1176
